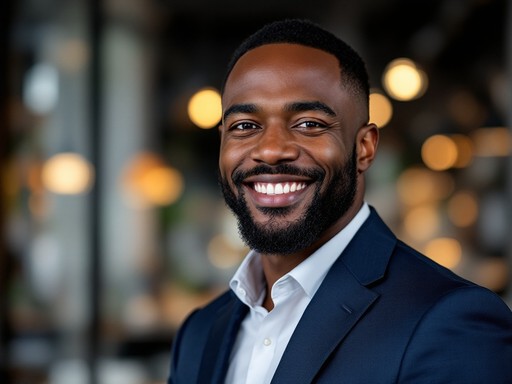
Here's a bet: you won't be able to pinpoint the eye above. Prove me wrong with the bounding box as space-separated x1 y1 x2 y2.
295 120 327 129
230 122 260 131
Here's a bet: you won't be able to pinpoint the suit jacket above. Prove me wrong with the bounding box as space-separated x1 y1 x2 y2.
168 208 512 383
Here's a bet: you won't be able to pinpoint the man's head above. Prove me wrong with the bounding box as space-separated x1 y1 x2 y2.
222 19 370 116
218 19 378 256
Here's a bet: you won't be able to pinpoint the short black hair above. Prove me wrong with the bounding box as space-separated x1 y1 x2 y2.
222 19 370 105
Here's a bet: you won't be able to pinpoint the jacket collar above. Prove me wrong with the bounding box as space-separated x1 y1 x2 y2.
271 207 397 383
341 206 396 286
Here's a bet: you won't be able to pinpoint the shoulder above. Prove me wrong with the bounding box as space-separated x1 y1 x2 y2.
388 239 511 313
360 207 509 313
397 283 512 382
390 242 512 382
388 239 480 293
177 290 238 335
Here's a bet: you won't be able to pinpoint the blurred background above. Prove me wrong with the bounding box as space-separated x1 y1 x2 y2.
1 0 511 383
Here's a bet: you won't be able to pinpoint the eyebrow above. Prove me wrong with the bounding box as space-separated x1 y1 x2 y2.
222 104 259 122
285 101 337 116
222 100 337 122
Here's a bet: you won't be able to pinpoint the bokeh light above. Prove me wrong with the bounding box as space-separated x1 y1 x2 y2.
369 91 393 128
447 191 478 228
403 204 440 241
207 234 245 269
475 258 509 292
122 152 184 207
471 127 512 157
187 88 222 129
451 134 474 168
23 63 59 114
421 134 458 171
56 38 90 73
140 166 184 206
424 237 462 270
42 153 94 195
382 58 428 101
396 166 455 206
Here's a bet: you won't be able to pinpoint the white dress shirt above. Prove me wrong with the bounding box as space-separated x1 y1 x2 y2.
225 203 370 384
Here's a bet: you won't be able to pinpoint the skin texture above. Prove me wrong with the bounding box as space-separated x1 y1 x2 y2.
219 43 379 310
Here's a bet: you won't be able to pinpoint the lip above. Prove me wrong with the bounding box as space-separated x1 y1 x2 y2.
242 174 314 208
243 174 311 183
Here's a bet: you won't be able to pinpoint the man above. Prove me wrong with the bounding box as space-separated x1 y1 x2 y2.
168 19 512 383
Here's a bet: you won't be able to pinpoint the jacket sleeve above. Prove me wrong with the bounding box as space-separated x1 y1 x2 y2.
398 286 512 383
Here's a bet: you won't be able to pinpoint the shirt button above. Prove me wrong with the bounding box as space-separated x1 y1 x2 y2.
237 287 246 297
263 338 272 346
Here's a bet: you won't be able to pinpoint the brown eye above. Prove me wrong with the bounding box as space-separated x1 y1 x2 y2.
296 121 326 129
231 122 259 130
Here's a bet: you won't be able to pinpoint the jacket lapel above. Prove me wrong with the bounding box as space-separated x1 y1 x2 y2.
197 295 248 384
271 209 396 383
271 262 378 384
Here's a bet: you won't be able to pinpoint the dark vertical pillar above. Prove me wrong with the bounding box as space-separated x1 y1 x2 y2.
87 0 103 382
506 0 512 307
0 0 14 382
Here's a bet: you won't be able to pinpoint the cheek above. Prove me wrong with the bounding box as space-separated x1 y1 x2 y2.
305 138 346 171
219 141 246 178
320 146 341 162
311 146 354 192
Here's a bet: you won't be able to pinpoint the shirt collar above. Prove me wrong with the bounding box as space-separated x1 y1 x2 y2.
290 202 370 297
230 249 265 307
230 202 371 306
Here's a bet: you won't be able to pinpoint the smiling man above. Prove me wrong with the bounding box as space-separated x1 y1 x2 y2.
219 42 369 269
168 19 512 384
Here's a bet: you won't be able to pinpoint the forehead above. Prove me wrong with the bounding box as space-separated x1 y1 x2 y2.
223 43 342 103
230 43 340 73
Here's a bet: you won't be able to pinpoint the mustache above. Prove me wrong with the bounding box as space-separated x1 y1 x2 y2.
232 164 325 185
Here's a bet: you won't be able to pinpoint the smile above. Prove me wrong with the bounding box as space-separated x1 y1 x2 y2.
253 181 307 195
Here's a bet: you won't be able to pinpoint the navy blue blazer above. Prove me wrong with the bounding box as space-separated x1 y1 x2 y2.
168 208 512 383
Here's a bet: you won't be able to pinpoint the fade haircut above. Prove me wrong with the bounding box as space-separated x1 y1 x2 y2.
222 19 370 108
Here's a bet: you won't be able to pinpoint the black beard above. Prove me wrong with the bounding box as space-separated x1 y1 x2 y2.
219 147 358 255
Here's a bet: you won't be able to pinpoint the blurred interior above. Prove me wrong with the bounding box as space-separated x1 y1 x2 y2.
1 0 511 383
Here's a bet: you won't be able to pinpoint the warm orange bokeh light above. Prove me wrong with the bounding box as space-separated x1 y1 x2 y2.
122 152 184 207
424 238 462 270
396 166 454 206
42 153 94 195
471 127 512 157
187 88 222 129
447 191 478 228
369 91 393 128
403 205 440 241
421 135 458 171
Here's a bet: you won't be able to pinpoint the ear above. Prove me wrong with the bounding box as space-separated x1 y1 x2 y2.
356 123 379 173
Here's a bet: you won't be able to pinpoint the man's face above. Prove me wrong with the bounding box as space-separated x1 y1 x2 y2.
219 43 370 255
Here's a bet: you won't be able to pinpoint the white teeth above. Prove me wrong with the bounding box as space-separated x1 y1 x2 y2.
254 182 306 195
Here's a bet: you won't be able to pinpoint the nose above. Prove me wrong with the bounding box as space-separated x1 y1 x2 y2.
250 124 300 165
